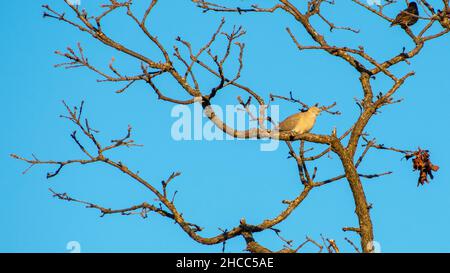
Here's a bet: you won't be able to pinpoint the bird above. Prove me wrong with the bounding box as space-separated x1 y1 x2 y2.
277 106 321 134
390 2 419 28
443 8 450 18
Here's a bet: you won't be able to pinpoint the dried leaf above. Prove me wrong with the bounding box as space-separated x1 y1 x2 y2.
409 148 439 186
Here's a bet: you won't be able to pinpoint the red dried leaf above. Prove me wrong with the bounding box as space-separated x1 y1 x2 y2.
408 148 439 186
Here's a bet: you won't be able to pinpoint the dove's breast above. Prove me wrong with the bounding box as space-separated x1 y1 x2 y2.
293 114 317 134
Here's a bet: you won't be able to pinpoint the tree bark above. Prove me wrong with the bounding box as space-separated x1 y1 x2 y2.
333 139 374 252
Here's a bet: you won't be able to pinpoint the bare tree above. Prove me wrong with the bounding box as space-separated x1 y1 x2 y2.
12 0 449 253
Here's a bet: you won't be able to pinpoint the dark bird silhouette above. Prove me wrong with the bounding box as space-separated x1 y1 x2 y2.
437 8 450 19
391 2 419 28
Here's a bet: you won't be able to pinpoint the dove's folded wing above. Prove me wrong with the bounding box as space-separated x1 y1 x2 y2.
278 112 303 132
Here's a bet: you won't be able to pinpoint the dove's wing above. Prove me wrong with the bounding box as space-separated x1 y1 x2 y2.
278 112 304 132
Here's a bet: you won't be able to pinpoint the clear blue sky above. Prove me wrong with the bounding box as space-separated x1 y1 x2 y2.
1 0 449 253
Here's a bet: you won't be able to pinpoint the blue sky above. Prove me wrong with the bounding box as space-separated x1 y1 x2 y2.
1 0 449 253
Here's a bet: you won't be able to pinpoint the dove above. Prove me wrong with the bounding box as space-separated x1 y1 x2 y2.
391 2 419 28
278 106 321 134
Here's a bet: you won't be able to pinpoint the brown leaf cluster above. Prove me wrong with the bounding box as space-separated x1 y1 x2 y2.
405 148 439 186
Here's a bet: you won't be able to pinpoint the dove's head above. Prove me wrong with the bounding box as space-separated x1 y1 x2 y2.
308 106 322 116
